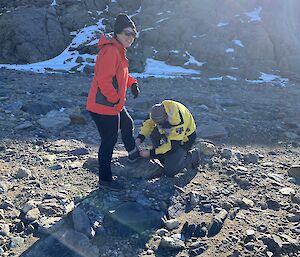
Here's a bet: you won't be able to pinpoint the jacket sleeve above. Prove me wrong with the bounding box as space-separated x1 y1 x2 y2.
139 118 156 138
127 74 138 87
94 46 119 103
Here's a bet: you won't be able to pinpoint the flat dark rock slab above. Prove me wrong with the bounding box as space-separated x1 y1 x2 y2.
103 202 164 235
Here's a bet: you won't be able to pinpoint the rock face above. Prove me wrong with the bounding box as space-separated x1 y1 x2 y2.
1 0 300 77
0 7 67 64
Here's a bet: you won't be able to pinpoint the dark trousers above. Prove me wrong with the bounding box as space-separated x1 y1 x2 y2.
150 128 197 177
90 108 135 182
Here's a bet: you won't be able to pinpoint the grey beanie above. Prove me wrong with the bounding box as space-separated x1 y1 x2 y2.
150 104 167 123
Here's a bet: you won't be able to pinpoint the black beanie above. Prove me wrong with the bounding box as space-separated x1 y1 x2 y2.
114 14 136 35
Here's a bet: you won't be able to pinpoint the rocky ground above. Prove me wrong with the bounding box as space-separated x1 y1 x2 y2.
0 68 300 257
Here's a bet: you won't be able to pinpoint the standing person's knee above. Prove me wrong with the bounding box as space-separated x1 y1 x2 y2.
102 132 118 149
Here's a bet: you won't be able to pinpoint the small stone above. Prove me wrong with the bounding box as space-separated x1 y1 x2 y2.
189 242 208 256
261 162 274 167
221 148 232 159
266 199 280 211
188 191 200 207
241 198 255 208
146 249 154 255
15 167 32 179
181 222 196 240
67 107 87 125
286 214 300 222
243 153 259 164
199 142 216 156
236 166 248 172
234 176 251 189
207 209 228 237
70 147 89 156
9 237 25 249
68 161 82 170
64 201 75 214
38 217 64 234
37 110 71 130
156 228 168 236
261 234 283 253
291 193 300 204
193 224 207 238
42 154 57 162
288 166 300 180
49 163 63 171
0 181 9 193
0 200 14 210
246 229 255 237
22 200 40 214
25 208 41 221
160 236 185 249
244 229 256 243
72 207 94 238
0 223 10 236
279 187 295 195
256 224 267 232
244 242 255 251
164 219 179 230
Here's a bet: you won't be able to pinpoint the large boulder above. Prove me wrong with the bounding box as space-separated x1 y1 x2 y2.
0 6 67 64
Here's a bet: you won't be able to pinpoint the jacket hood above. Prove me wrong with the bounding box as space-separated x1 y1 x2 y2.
98 34 124 51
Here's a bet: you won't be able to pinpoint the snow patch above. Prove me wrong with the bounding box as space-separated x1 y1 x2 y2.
217 22 228 27
226 48 235 53
233 40 244 47
209 77 223 81
156 17 169 24
50 0 57 6
0 19 105 73
245 6 262 22
226 75 237 81
131 58 200 78
192 34 206 38
246 72 288 87
184 51 205 67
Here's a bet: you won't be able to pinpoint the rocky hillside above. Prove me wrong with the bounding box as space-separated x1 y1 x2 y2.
1 0 300 78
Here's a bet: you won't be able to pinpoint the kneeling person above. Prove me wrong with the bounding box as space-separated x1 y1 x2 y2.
135 100 199 177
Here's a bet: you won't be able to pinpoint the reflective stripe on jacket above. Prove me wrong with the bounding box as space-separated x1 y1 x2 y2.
86 34 137 115
139 100 196 155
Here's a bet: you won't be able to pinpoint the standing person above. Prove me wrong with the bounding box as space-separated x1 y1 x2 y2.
135 100 200 177
86 14 140 191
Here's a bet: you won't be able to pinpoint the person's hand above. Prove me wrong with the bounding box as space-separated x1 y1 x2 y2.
135 138 141 147
140 150 150 158
131 83 140 99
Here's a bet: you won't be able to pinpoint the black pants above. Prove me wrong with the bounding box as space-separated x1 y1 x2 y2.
90 108 135 181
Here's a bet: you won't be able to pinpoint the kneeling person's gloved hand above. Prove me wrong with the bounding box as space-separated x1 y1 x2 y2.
140 150 150 158
131 83 140 99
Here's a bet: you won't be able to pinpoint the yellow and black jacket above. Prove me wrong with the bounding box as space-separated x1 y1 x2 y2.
137 100 196 157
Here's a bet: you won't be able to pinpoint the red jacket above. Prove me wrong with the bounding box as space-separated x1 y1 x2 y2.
86 34 137 115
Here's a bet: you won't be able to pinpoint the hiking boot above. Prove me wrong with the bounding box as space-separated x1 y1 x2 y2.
127 147 140 163
98 178 123 191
